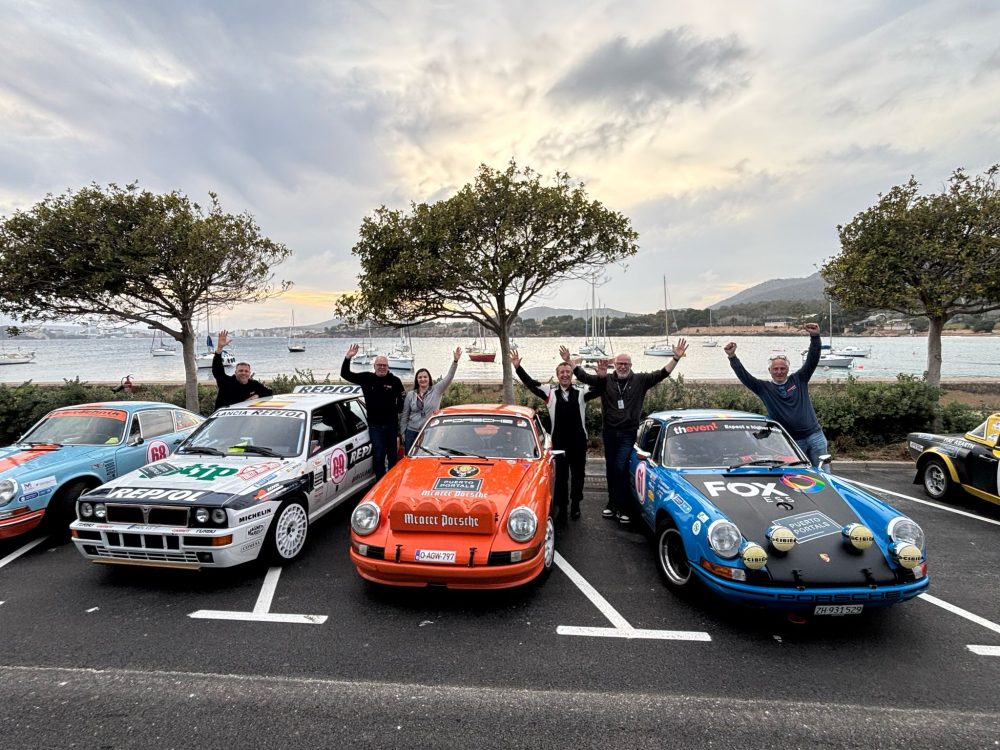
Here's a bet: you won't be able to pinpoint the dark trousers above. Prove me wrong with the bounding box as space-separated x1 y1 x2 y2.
403 428 420 453
369 424 399 481
553 439 587 511
602 428 637 514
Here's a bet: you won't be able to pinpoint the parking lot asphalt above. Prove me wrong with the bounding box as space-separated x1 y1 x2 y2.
1 461 998 749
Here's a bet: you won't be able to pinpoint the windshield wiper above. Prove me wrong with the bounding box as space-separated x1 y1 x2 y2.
727 457 788 470
235 445 281 457
179 446 225 456
440 446 488 460
416 445 445 457
23 441 62 448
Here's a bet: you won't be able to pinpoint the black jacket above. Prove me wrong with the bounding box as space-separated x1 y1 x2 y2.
212 353 273 410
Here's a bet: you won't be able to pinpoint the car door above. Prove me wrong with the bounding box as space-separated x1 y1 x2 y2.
308 403 350 511
967 415 1000 498
326 398 374 505
116 408 179 476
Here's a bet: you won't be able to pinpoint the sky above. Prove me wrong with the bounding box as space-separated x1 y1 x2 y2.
1 0 998 329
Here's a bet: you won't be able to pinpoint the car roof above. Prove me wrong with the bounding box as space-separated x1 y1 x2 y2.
437 403 537 419
221 385 365 411
647 408 771 423
52 401 193 414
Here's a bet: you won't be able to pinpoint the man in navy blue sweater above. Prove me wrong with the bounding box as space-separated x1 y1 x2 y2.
724 322 829 467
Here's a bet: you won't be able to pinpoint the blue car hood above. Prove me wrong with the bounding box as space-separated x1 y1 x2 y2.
682 471 896 585
0 443 107 478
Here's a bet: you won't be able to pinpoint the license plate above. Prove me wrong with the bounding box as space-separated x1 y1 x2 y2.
414 549 456 564
813 604 863 616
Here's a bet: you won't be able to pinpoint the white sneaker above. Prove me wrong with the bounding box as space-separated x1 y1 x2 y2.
617 513 630 524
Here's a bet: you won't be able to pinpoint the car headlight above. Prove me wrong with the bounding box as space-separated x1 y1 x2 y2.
195 508 210 524
707 519 742 559
888 517 925 551
507 506 537 543
80 502 94 518
94 503 107 519
0 478 18 504
211 508 227 524
351 501 380 536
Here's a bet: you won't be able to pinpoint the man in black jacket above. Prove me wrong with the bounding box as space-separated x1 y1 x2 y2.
342 344 405 481
212 330 273 411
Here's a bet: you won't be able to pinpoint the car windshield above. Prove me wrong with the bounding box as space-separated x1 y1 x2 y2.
20 408 129 445
662 419 803 468
181 408 306 458
417 414 539 459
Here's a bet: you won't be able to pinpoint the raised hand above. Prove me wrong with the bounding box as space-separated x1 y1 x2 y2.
673 338 689 358
803 322 821 336
345 343 359 359
724 342 737 357
217 330 231 350
558 345 572 363
453 346 462 362
510 351 521 369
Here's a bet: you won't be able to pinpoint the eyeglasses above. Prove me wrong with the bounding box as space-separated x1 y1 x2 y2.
614 362 632 368
374 363 389 369
768 356 789 365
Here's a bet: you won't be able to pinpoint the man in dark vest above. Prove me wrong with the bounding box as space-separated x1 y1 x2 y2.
342 345 405 481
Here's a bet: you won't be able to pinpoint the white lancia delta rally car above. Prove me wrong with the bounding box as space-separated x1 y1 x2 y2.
70 386 375 569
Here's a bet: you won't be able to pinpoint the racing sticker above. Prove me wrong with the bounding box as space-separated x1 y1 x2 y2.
292 384 363 395
214 409 306 420
51 408 127 421
348 443 372 467
390 499 495 534
329 448 348 483
237 461 282 481
779 511 841 543
138 463 239 482
22 476 57 493
138 462 178 479
432 477 483 492
145 440 169 464
634 460 647 505
104 487 209 502
780 474 826 493
448 464 480 478
247 400 292 408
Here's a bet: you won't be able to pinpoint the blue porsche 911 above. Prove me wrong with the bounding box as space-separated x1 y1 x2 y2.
629 409 928 616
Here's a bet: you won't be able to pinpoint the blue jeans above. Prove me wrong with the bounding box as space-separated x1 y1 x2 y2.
602 428 637 514
369 424 399 481
403 428 420 453
795 430 829 469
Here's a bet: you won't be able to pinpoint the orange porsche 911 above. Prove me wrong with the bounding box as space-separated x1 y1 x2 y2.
349 404 557 589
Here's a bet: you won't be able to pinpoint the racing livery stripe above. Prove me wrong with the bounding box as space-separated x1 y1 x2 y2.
0 447 59 474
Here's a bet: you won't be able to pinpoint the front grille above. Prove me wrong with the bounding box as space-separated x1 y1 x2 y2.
106 504 190 527
105 531 181 550
95 547 200 564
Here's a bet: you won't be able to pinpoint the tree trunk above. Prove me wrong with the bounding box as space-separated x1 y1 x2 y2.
497 319 514 404
180 319 200 413
925 316 944 391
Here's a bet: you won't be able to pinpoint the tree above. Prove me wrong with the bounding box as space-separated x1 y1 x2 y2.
823 165 1000 390
336 161 639 403
0 183 291 411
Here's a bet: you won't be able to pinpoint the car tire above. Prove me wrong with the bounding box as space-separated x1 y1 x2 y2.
45 479 89 541
533 515 556 587
264 498 309 565
655 519 697 594
922 457 952 500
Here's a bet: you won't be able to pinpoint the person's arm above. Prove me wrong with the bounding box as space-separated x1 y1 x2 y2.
211 351 226 382
340 358 363 384
400 391 411 434
660 338 688 376
514 365 549 402
253 379 273 398
728 355 765 396
583 388 602 402
797 325 822 381
572 365 602 386
395 378 405 415
436 355 460 392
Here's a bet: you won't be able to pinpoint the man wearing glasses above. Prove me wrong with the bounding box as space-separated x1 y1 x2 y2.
342 345 405 481
562 340 689 524
723 322 829 467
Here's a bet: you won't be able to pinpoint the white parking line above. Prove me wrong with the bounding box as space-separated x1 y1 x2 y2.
554 552 711 642
839 478 1000 526
189 566 328 625
919 593 1000 635
967 645 1000 656
0 536 48 570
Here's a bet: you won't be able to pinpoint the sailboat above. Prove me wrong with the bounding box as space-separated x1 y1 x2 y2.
353 324 379 365
287 311 306 353
467 325 496 362
386 329 415 370
574 278 612 360
196 312 235 368
644 277 675 356
150 329 177 357
702 308 719 347
804 302 853 368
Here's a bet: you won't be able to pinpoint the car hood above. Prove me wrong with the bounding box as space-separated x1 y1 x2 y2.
681 470 897 585
0 443 106 479
82 454 300 508
374 458 534 535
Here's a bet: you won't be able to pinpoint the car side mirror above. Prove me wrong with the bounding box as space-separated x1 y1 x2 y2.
818 453 832 470
636 448 651 462
550 449 565 457
128 435 144 447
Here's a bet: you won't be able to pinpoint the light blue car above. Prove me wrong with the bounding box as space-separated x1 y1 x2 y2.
0 401 204 540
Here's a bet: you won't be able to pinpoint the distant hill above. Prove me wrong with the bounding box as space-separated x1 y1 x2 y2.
710 272 826 308
518 306 632 321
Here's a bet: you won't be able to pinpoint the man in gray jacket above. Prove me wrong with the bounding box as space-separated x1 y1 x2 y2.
513 351 605 524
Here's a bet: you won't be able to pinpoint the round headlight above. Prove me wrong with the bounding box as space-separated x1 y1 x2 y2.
891 542 923 569
842 523 874 550
740 541 768 570
195 508 210 524
211 508 227 524
351 501 380 536
80 502 94 518
507 506 538 543
888 517 925 551
0 478 18 504
707 519 742 559
766 524 797 552
94 503 107 519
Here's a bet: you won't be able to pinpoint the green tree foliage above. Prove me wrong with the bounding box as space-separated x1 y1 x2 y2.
336 161 639 403
0 184 291 410
824 165 1000 391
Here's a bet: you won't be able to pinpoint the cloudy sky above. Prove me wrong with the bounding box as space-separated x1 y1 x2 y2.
1 0 997 328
